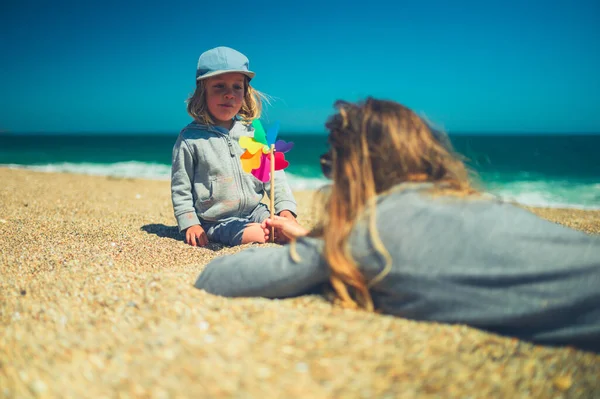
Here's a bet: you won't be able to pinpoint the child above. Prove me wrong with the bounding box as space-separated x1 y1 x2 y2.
171 46 297 247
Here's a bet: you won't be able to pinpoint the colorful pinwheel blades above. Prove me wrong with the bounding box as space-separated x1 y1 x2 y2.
252 154 271 182
239 120 293 182
273 151 289 170
251 119 267 145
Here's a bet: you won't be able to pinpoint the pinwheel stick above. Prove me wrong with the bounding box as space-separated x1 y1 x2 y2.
270 144 275 243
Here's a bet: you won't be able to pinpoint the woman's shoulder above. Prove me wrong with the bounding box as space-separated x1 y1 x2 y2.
376 183 593 239
379 183 498 206
374 182 516 223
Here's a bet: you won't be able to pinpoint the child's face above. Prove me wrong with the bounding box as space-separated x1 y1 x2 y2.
205 73 245 129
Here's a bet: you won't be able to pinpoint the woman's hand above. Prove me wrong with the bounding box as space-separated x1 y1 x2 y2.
262 215 309 243
185 224 208 247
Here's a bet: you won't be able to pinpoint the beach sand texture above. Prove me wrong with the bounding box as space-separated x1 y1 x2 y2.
1 168 599 398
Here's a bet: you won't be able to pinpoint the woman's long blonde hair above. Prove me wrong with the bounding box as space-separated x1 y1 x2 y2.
315 97 475 311
186 76 268 125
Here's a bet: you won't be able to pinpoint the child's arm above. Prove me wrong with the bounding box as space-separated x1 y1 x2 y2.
171 137 202 232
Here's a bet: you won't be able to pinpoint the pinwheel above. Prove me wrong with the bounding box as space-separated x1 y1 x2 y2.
239 120 293 182
239 119 294 242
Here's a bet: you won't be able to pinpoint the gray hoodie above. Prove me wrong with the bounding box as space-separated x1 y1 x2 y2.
195 184 600 352
171 120 297 232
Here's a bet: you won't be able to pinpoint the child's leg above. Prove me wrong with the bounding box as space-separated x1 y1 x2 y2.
246 203 274 243
241 223 267 244
203 205 273 246
204 217 265 246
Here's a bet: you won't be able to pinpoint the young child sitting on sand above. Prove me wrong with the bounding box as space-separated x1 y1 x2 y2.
171 46 297 247
194 97 600 353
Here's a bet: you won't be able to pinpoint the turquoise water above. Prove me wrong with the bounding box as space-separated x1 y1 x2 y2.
1 132 599 209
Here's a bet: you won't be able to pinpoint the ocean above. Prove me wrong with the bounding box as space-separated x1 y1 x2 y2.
1 133 599 209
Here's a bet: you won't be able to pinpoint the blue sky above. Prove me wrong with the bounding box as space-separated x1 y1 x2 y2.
1 0 599 134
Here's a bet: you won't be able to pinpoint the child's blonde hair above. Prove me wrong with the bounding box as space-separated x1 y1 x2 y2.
186 76 268 125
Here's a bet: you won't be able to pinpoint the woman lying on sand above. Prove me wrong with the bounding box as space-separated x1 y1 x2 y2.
194 97 600 353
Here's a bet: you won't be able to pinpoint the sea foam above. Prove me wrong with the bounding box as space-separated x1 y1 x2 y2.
3 162 599 209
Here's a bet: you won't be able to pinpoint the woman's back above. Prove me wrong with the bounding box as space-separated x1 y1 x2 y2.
356 185 600 352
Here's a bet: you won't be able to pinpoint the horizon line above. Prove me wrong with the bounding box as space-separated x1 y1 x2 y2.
2 130 600 136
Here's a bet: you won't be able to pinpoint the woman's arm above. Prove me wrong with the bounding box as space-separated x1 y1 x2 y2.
261 215 309 243
194 237 329 298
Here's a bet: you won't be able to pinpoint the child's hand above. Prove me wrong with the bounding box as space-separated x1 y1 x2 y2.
261 215 308 243
185 225 208 247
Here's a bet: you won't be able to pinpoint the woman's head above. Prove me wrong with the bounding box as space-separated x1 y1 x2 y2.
318 97 473 311
187 47 265 128
324 97 471 194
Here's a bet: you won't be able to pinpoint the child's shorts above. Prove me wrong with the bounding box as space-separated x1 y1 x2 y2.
201 203 271 246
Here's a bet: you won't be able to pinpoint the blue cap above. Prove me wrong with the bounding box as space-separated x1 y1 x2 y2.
196 46 255 81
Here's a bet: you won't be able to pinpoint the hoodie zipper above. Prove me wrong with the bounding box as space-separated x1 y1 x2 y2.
224 134 246 215
205 123 246 217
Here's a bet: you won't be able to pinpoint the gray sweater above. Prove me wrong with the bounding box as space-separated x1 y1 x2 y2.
195 185 600 352
171 120 297 232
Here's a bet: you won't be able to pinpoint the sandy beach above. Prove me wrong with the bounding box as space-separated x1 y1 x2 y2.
1 167 599 398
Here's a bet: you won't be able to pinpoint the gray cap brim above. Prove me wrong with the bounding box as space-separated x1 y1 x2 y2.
196 69 255 80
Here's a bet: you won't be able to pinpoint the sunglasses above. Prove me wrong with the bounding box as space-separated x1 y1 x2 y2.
320 152 333 179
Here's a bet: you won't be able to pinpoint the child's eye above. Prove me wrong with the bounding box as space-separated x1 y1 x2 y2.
214 84 225 88
234 85 243 91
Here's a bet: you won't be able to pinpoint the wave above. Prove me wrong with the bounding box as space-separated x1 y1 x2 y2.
1 162 331 190
2 162 598 209
2 161 172 181
483 179 600 210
